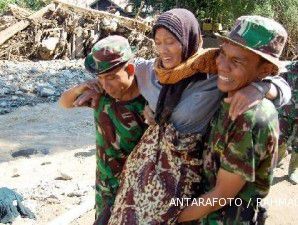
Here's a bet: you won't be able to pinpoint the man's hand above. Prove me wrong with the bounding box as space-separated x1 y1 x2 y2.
177 169 245 222
225 85 263 121
73 88 101 108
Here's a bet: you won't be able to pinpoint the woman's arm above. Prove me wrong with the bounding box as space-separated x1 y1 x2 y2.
262 76 292 107
178 169 246 222
226 76 291 120
59 79 101 108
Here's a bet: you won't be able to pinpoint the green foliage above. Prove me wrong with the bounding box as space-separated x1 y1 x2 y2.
0 0 44 13
134 0 297 57
0 0 17 12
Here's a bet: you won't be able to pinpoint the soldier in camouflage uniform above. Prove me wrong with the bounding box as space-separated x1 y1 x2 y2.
178 16 286 224
278 61 298 184
59 36 147 225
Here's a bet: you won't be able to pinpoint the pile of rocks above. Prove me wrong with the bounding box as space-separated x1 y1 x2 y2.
0 59 92 114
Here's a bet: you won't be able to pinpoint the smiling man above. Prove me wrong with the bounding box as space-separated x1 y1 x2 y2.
178 15 288 225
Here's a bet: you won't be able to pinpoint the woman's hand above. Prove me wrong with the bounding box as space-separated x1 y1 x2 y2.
225 82 275 121
73 88 101 108
143 105 156 125
59 79 102 108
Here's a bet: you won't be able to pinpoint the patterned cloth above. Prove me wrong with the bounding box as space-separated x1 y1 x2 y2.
93 94 146 225
154 49 218 84
201 100 279 224
108 124 203 225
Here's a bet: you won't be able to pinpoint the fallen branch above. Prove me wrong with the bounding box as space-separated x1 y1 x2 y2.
8 4 32 19
53 0 151 32
0 3 55 46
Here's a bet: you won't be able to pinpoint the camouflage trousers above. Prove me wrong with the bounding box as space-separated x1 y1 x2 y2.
279 118 298 159
278 103 298 163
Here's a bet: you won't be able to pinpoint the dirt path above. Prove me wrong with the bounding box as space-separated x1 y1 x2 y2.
0 102 94 162
0 102 96 224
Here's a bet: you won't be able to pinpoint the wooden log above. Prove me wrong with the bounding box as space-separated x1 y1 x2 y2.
46 194 94 225
8 4 32 19
72 27 85 58
71 33 76 59
53 0 151 32
0 4 55 46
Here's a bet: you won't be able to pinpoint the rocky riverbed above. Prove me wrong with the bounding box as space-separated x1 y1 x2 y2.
0 60 92 115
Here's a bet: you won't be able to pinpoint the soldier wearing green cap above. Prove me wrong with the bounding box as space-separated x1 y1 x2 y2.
178 15 288 225
59 35 147 225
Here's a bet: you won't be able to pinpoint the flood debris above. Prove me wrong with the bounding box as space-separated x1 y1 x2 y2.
0 0 155 61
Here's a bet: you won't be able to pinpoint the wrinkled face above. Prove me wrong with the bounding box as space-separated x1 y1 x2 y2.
154 27 183 69
216 42 264 94
97 64 133 99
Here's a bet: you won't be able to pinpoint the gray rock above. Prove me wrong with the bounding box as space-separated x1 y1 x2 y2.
7 75 14 80
36 84 56 97
20 83 34 93
0 101 8 107
62 70 75 79
15 90 23 95
29 67 38 74
55 172 73 181
0 60 93 114
2 87 11 95
0 108 10 114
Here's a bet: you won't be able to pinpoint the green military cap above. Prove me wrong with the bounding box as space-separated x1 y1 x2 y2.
216 15 288 73
85 35 134 75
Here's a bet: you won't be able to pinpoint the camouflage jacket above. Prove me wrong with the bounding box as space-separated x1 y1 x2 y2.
93 94 147 222
203 100 279 204
278 61 298 153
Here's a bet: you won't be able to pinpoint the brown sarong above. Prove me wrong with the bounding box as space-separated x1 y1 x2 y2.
108 124 203 225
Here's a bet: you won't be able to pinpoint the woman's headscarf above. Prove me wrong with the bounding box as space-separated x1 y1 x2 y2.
152 8 202 61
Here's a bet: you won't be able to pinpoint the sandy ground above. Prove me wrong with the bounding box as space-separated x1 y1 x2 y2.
0 102 297 225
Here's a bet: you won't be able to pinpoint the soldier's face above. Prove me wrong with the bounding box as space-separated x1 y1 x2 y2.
216 42 265 95
98 64 134 99
154 28 183 69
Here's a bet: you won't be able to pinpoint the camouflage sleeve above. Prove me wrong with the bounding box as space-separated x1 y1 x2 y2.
220 102 278 182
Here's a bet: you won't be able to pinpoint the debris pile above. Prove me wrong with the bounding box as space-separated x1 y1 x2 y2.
0 0 155 61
